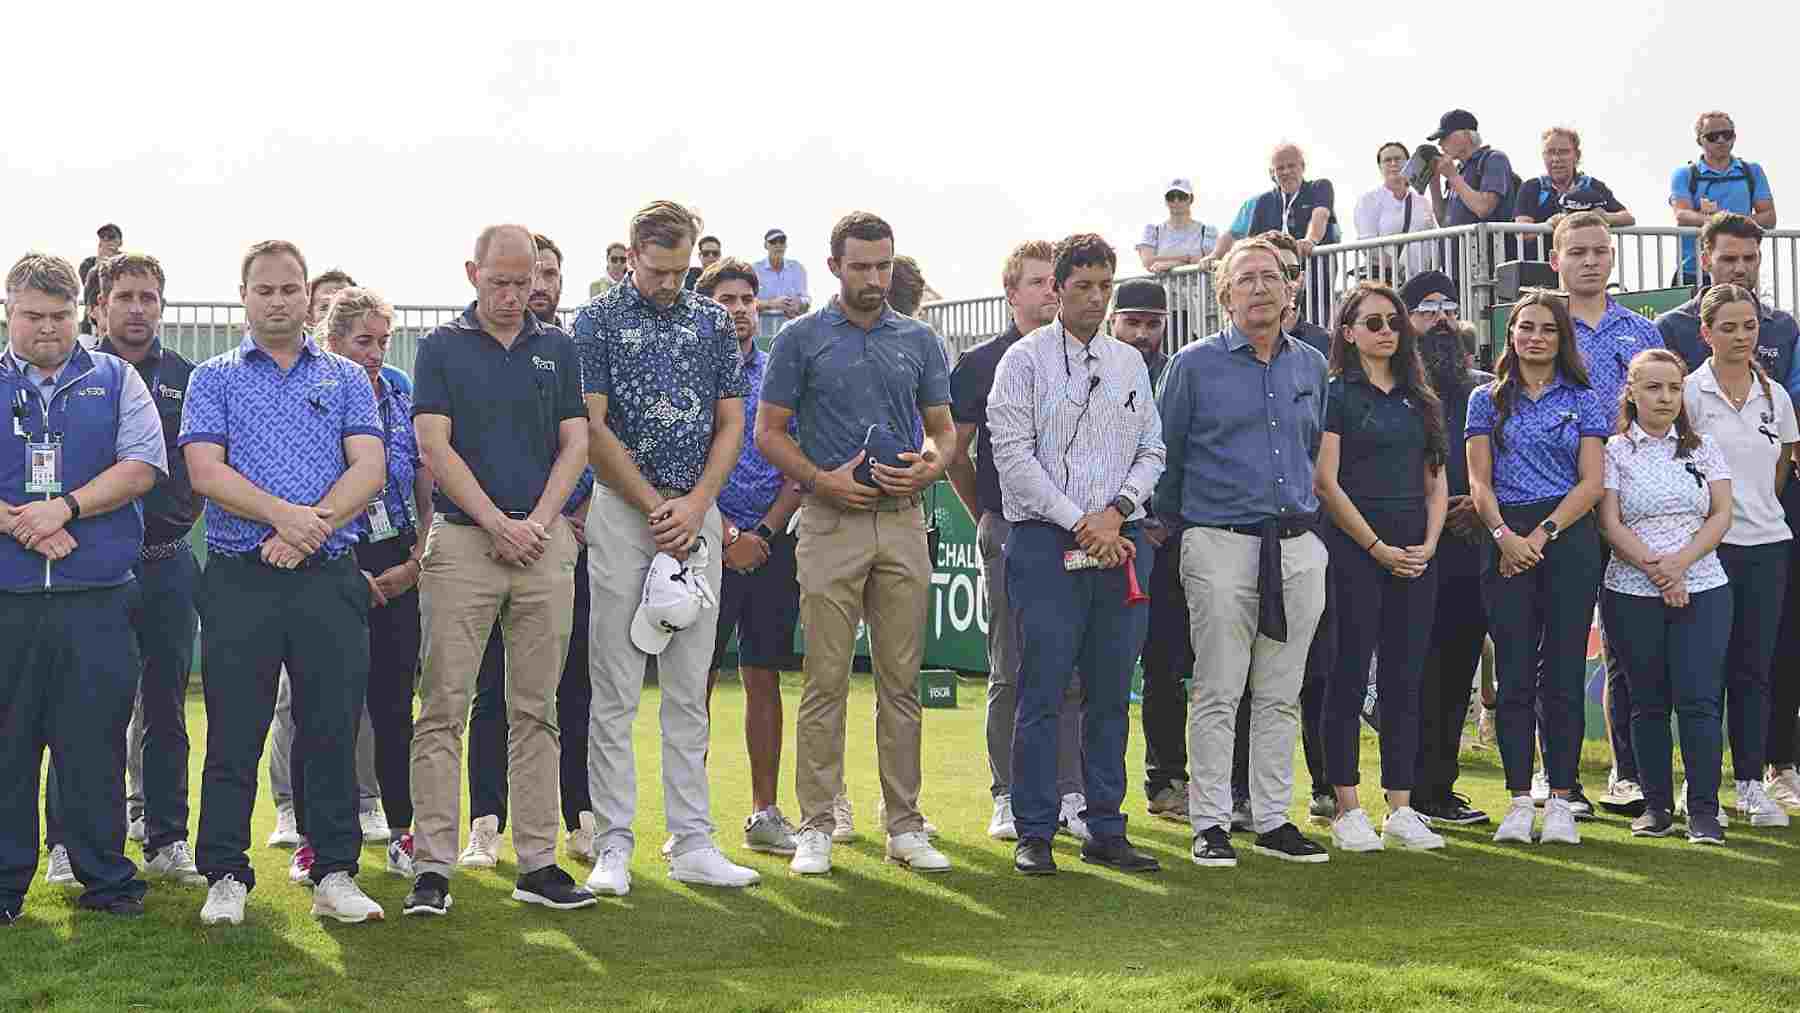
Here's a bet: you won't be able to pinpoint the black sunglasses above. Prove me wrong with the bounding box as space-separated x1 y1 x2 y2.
1703 130 1737 143
700 249 721 257
1165 192 1193 202
1357 314 1404 334
608 256 627 264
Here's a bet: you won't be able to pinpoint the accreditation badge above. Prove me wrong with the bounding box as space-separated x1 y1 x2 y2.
26 440 61 494
366 496 398 542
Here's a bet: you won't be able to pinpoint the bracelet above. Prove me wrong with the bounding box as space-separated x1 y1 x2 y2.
1365 537 1382 552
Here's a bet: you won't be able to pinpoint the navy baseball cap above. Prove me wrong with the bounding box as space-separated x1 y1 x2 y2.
1427 109 1478 141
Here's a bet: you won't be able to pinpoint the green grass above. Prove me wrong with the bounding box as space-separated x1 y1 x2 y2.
10 674 1800 1012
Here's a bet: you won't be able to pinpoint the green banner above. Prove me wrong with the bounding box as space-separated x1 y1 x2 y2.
1488 286 1691 338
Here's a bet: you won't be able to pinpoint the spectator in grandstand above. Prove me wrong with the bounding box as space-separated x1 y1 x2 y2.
684 235 722 291
1681 285 1796 832
1158 237 1332 869
1211 144 1340 262
1263 231 1331 357
946 240 1085 843
1136 178 1220 273
1466 291 1607 847
78 223 122 335
1405 271 1493 826
1354 142 1438 283
1313 281 1448 853
1671 112 1777 286
185 239 387 926
1513 127 1634 235
755 228 810 320
1600 348 1734 844
591 242 629 298
1429 109 1517 228
755 211 954 877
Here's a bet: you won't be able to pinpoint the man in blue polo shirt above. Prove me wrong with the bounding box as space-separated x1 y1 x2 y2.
182 239 388 927
1671 112 1777 286
1429 109 1517 227
1 252 165 925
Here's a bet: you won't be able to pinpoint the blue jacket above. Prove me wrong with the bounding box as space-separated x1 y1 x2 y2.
0 348 144 592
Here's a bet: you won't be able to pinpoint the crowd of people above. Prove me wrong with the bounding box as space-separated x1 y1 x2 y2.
6 105 1800 929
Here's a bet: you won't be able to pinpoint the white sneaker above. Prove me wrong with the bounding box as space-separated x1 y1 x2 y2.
1736 779 1791 827
288 843 315 886
1382 807 1446 851
1493 797 1536 844
567 812 596 863
127 817 146 844
885 831 950 873
874 799 938 838
1540 797 1580 844
1766 768 1800 811
1057 793 1092 842
669 846 760 888
744 807 798 855
1601 771 1645 806
789 828 833 875
359 808 392 844
200 875 248 926
585 847 631 897
44 844 76 886
267 805 300 848
988 795 1018 840
1529 771 1550 805
1677 780 1730 826
1330 808 1384 852
311 871 384 923
385 833 415 878
830 793 857 843
458 815 500 869
145 841 207 886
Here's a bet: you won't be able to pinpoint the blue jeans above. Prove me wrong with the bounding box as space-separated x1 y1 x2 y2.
1599 586 1730 816
1006 521 1151 842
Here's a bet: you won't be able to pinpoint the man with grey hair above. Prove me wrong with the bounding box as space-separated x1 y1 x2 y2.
1429 109 1518 228
576 201 761 896
406 224 594 917
1 252 165 923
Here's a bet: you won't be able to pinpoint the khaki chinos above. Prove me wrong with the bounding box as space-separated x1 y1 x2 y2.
411 518 579 879
795 494 931 837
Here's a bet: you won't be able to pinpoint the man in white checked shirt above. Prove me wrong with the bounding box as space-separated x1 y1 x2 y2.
986 234 1166 876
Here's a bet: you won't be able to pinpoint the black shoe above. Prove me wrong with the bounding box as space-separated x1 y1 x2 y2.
1631 809 1675 838
1080 835 1160 873
1252 822 1330 864
1013 837 1057 875
1191 827 1237 868
1566 784 1595 821
1417 792 1490 826
77 895 145 917
512 865 596 910
404 872 452 916
1687 812 1726 846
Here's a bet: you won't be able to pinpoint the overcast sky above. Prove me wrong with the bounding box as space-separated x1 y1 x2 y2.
4 1 1777 309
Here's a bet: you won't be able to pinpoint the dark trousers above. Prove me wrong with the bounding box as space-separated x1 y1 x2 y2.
1 585 146 911
469 545 592 832
1415 573 1487 799
1322 509 1438 790
195 554 368 890
1006 522 1151 841
1717 541 1789 781
1599 615 1636 784
1139 534 1192 797
1483 505 1603 794
1232 574 1332 801
1770 536 1800 770
356 534 421 830
1599 586 1730 816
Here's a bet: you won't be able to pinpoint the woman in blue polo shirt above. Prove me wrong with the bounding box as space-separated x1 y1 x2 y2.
1683 284 1797 831
1313 282 1448 853
1466 291 1608 846
1601 348 1734 844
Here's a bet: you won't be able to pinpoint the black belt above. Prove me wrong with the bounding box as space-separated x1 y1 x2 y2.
210 547 346 570
444 511 529 527
1214 518 1314 540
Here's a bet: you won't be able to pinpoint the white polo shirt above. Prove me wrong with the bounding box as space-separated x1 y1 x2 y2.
1684 360 1800 546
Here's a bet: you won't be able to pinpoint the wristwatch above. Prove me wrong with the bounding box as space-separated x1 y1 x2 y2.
754 523 777 542
1491 524 1509 541
725 525 740 548
1539 519 1560 541
1110 495 1137 519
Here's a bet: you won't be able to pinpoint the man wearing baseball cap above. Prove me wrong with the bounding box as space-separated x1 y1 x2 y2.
1427 110 1518 229
78 225 123 336
754 228 810 329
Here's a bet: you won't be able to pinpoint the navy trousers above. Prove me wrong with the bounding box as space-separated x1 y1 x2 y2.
1006 522 1151 842
1717 542 1789 781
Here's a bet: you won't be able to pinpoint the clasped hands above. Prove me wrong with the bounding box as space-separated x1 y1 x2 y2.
1073 509 1135 568
1 499 78 559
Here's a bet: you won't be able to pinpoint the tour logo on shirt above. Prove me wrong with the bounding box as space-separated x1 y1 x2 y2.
532 356 557 373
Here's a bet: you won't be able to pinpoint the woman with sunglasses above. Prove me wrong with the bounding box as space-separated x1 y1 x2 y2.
1683 284 1797 831
1467 291 1608 845
1313 282 1448 851
1354 142 1438 285
1137 179 1219 274
1600 349 1734 843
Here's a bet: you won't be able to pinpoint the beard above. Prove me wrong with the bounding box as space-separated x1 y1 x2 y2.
1420 323 1468 393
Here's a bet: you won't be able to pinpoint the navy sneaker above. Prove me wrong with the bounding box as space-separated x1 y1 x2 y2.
77 895 145 917
1252 822 1330 864
512 865 596 910
404 872 452 917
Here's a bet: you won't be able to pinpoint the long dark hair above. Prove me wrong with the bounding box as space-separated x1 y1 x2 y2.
1488 290 1591 454
1328 281 1448 472
1617 349 1701 458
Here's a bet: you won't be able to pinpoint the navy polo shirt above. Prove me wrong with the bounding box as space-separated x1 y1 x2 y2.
1324 375 1429 506
761 298 951 472
412 304 586 517
1513 174 1625 224
948 322 1024 517
1465 374 1609 505
100 337 202 546
1447 147 1517 226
